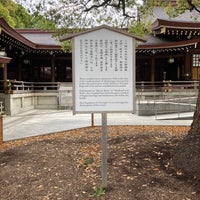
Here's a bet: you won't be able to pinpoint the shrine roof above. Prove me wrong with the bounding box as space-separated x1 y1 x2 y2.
137 34 200 53
152 7 200 22
150 7 200 37
15 29 61 47
0 18 62 52
0 18 35 50
152 18 200 31
0 56 12 64
60 25 146 42
138 34 170 45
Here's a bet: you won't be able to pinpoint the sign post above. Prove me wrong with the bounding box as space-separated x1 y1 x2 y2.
60 25 145 188
101 112 107 187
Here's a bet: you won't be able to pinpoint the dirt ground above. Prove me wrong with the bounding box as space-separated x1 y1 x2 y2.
0 125 200 200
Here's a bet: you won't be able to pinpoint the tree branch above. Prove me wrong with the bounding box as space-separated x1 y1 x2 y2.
83 0 112 12
187 0 200 13
84 0 135 19
121 0 135 18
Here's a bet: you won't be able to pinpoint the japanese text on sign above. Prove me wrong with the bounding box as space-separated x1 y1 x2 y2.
79 39 128 72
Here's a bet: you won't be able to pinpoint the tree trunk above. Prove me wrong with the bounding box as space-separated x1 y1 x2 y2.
173 86 200 179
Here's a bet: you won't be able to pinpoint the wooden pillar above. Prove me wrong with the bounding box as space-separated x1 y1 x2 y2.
184 51 191 80
3 63 7 80
18 60 22 81
51 56 55 82
91 113 94 127
29 60 33 82
151 55 155 81
0 56 11 92
3 63 7 92
0 115 3 145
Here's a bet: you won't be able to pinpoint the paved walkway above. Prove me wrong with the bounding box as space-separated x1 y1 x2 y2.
3 109 193 141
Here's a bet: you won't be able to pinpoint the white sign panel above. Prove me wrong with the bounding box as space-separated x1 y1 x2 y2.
73 28 135 113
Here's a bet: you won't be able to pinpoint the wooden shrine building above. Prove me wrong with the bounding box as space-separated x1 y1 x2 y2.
0 11 200 85
0 7 200 115
0 18 72 84
136 7 200 82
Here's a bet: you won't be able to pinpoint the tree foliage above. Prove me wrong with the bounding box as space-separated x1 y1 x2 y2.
164 0 200 19
0 0 31 27
15 0 144 29
0 0 56 29
13 0 200 35
128 19 152 37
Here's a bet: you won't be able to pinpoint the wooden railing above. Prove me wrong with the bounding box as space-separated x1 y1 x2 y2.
0 80 199 94
136 81 199 116
0 80 61 94
136 80 199 92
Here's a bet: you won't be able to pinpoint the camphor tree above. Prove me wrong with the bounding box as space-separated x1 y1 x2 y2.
165 0 200 179
15 0 200 178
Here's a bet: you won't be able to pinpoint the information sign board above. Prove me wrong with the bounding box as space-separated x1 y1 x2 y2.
73 28 135 113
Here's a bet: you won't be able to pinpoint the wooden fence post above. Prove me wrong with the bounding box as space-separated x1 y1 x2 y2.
91 113 94 127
